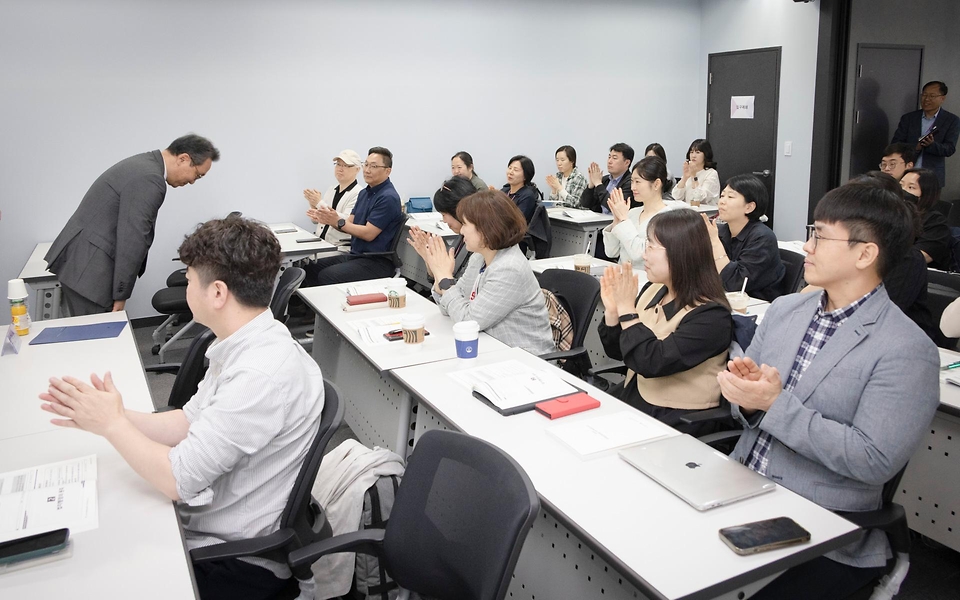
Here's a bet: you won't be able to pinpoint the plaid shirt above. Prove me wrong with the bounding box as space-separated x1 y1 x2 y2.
550 168 589 208
745 285 882 475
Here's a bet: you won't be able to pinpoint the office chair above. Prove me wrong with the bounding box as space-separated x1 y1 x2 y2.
288 429 540 600
927 269 960 349
190 380 345 595
535 268 600 379
150 283 196 362
362 220 406 278
522 203 553 259
778 247 806 297
145 327 216 411
272 267 306 323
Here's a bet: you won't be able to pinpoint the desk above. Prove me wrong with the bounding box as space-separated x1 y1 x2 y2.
0 312 196 598
897 348 960 552
268 222 339 267
395 214 465 290
297 279 508 456
546 208 613 257
18 242 62 321
391 347 861 600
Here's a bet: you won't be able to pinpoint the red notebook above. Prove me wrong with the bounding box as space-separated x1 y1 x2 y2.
345 293 388 306
535 392 601 419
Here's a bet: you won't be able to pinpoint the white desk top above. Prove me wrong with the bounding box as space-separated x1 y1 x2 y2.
686 203 720 213
390 347 860 600
18 242 55 282
403 213 460 238
0 312 195 598
268 222 338 256
297 279 509 372
529 256 617 273
937 349 960 415
778 240 807 255
546 207 613 225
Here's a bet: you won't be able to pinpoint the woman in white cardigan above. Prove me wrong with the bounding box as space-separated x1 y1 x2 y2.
672 138 721 206
602 156 686 265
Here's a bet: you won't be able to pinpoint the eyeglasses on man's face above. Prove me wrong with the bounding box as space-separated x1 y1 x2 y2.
362 162 387 170
807 230 867 251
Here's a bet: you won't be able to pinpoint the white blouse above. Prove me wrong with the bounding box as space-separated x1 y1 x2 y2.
672 168 720 206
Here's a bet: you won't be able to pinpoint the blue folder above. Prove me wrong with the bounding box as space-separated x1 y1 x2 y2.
29 321 127 345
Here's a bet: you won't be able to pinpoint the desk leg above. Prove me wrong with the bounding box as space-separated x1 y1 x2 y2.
899 409 960 551
29 282 62 321
311 313 417 457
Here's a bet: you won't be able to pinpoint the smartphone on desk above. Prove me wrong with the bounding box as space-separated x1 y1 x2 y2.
719 517 810 555
0 528 70 565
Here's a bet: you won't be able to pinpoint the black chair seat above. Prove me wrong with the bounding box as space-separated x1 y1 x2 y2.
151 286 189 314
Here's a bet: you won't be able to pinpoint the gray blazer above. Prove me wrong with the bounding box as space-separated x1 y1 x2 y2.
730 287 940 568
45 150 167 308
434 245 555 355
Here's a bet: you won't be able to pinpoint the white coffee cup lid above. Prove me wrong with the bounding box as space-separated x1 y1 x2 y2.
453 320 480 334
401 313 425 329
388 286 407 296
7 278 28 300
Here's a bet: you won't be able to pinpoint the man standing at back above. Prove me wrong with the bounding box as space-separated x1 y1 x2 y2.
45 134 220 316
892 81 959 187
718 182 940 599
304 146 404 285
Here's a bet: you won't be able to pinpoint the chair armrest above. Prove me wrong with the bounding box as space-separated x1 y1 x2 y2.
677 407 733 425
837 504 910 553
144 363 182 375
288 530 386 569
588 361 627 376
538 346 588 362
698 430 742 449
190 529 296 564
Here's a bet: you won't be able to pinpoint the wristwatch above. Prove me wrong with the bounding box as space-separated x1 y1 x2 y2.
336 218 346 230
618 313 640 323
438 278 456 291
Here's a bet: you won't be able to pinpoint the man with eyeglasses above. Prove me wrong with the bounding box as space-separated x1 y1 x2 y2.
304 146 403 285
717 181 939 600
892 81 959 187
45 134 219 316
303 149 363 246
877 143 915 181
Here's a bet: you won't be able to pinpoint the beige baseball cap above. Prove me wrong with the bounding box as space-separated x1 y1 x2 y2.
333 149 362 167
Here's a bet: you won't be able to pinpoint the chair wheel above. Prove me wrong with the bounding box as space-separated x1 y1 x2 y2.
151 345 160 355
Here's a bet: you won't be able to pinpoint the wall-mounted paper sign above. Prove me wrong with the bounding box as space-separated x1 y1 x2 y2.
730 95 755 119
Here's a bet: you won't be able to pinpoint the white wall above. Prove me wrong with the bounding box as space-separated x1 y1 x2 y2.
4 0 792 319
699 0 822 241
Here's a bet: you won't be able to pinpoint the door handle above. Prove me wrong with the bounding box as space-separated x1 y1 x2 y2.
752 170 771 178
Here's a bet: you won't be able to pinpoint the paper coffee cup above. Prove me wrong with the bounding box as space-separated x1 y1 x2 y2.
690 198 701 207
7 279 28 300
387 286 407 309
401 313 426 344
452 320 480 359
726 291 749 314
573 254 592 274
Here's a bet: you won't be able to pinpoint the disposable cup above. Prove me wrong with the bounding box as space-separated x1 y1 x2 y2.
7 279 28 300
452 320 480 359
401 313 426 345
573 254 592 274
726 291 749 314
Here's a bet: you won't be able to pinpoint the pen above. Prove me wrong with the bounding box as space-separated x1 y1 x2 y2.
941 360 960 371
562 211 573 218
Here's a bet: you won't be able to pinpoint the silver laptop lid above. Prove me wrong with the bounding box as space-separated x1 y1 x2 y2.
619 434 776 511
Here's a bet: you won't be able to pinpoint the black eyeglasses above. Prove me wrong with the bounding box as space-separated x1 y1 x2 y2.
808 231 868 250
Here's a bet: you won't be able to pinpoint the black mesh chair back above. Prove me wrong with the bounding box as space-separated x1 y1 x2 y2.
166 327 216 409
926 269 960 348
381 430 539 600
271 267 306 321
778 248 806 297
522 203 553 259
535 268 600 350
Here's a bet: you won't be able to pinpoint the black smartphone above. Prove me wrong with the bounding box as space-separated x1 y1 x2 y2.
383 329 430 341
0 528 70 565
719 517 810 555
919 125 938 142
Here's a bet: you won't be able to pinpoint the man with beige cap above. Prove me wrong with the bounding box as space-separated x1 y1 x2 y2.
304 149 362 246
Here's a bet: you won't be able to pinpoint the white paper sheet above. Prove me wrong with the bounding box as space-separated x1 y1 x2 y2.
449 360 577 411
548 413 670 457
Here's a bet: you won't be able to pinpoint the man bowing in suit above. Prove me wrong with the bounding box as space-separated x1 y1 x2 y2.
891 81 959 188
45 134 220 316
718 181 940 600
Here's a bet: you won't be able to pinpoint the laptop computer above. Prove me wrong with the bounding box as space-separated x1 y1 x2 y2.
619 434 776 511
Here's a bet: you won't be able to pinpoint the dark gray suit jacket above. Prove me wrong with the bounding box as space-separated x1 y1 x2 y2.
45 150 167 308
730 287 940 568
891 108 959 187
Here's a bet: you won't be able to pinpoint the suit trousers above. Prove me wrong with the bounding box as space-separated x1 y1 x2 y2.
750 556 886 600
61 284 111 317
303 254 395 287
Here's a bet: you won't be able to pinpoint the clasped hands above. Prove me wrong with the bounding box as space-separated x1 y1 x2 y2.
408 226 455 281
306 204 341 226
587 162 604 187
717 356 782 413
39 372 126 436
599 262 640 319
606 188 630 223
545 174 562 192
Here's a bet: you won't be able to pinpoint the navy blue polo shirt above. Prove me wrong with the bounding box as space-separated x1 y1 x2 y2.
350 178 403 255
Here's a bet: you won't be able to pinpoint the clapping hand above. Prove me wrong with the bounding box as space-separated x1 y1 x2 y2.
423 234 456 282
304 188 322 208
406 226 431 260
313 205 340 226
40 372 126 436
587 162 604 187
681 160 692 181
717 356 782 413
546 174 561 192
600 262 639 318
607 187 630 223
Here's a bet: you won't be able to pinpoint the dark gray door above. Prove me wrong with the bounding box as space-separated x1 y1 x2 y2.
707 48 781 227
849 44 923 178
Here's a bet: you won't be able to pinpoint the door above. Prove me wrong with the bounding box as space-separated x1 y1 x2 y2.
707 47 780 227
849 44 923 179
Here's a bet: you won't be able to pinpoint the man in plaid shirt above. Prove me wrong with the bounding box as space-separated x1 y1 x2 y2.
717 181 940 600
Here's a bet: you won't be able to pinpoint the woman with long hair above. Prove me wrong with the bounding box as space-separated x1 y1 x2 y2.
901 167 951 269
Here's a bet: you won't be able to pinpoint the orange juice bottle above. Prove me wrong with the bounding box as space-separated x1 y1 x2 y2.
11 298 30 336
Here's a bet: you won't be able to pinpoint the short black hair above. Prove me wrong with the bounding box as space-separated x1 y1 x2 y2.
508 155 535 186
555 145 577 168
686 139 717 169
882 143 916 165
368 146 393 168
813 181 914 279
433 176 476 216
725 174 769 221
632 156 670 191
609 143 635 165
167 134 220 165
178 215 281 308
922 81 948 96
